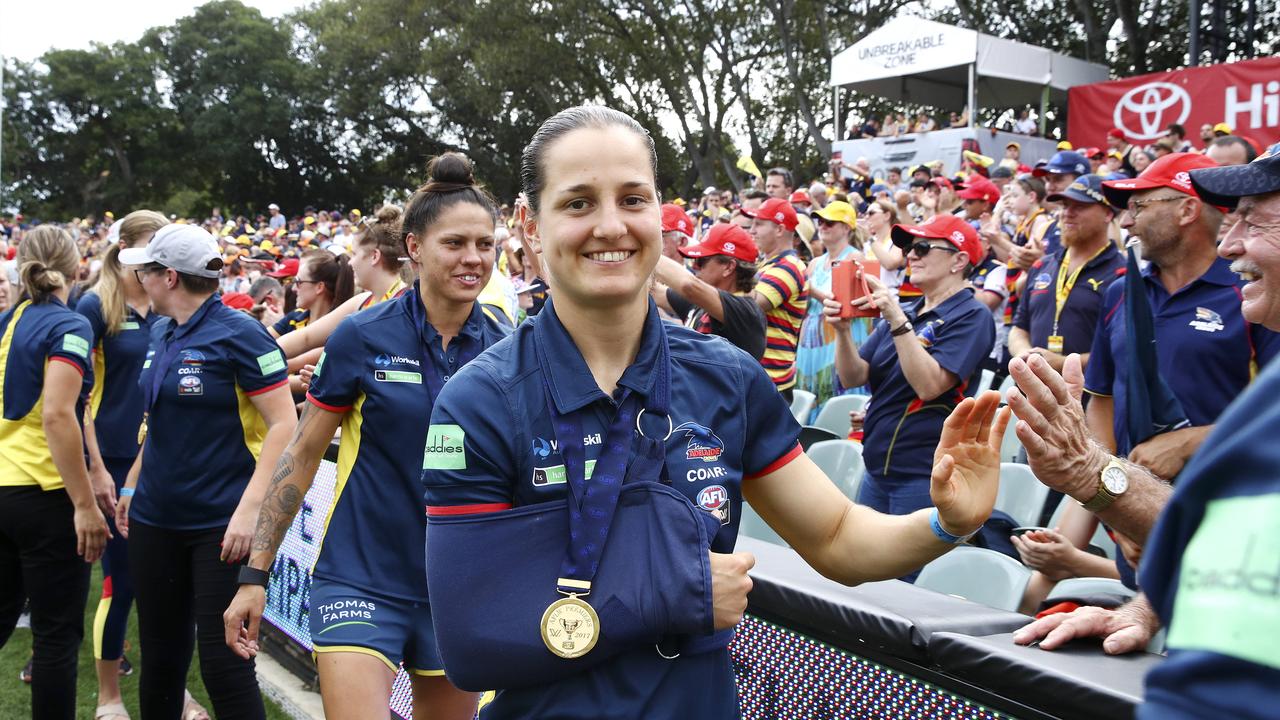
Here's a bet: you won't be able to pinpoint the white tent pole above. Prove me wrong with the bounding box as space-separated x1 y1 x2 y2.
833 86 841 143
967 62 977 126
1039 85 1050 136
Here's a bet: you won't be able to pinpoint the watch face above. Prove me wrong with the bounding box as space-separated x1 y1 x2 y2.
1102 466 1128 494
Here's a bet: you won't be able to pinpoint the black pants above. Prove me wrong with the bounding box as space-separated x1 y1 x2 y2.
0 486 91 720
129 521 265 720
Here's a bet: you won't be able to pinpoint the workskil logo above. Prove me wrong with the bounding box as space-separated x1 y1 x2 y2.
673 422 724 463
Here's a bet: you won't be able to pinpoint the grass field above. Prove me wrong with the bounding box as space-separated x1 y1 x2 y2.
0 564 290 719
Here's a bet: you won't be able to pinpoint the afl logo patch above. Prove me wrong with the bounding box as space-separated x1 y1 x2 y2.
178 374 203 396
697 484 731 525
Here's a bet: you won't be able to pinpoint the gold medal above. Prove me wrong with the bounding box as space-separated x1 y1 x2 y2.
137 416 148 446
540 596 600 659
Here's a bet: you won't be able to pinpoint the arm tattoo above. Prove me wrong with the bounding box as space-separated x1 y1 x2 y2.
251 404 323 556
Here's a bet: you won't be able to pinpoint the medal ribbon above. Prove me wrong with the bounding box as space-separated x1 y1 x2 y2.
535 308 671 598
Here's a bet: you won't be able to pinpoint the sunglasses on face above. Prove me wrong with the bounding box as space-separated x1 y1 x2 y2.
816 217 843 228
694 256 731 269
907 242 960 258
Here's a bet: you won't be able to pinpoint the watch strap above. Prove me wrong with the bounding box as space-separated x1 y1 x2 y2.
1080 459 1122 512
237 565 271 587
891 320 914 337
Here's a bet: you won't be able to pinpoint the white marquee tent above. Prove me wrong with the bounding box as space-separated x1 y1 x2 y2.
830 16 1109 132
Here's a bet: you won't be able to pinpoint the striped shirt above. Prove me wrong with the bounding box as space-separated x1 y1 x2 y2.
753 249 807 391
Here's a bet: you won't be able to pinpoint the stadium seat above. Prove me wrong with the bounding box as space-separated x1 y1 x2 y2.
996 463 1050 528
790 389 817 423
999 414 1022 463
807 440 864 499
798 425 841 450
739 503 788 547
974 369 996 395
916 546 1033 612
1046 577 1136 604
811 394 869 437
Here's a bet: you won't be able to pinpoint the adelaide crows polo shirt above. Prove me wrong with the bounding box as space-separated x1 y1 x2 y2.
423 298 801 719
857 289 994 480
77 291 159 460
1084 257 1280 454
1013 243 1124 354
306 284 509 602
130 295 288 530
0 298 94 491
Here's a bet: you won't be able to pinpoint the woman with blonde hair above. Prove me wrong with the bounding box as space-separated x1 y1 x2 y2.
0 225 110 719
77 211 212 720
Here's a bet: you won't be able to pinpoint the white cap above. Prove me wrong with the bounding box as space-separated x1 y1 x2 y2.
106 219 123 245
268 203 280 211
119 224 223 279
300 230 316 241
703 186 719 195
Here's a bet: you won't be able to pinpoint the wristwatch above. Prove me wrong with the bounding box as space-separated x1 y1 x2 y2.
237 566 271 587
890 320 914 337
1080 458 1128 512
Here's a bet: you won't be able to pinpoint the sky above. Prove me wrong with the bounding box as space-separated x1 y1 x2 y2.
2 0 309 63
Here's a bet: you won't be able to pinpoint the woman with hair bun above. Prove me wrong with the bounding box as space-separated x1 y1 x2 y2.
225 152 509 720
0 225 110 719
352 205 412 309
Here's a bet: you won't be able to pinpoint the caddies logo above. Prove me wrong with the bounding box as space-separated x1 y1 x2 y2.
672 422 724 463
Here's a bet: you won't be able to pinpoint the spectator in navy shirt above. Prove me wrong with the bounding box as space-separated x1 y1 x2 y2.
1008 150 1280 720
828 215 995 544
1008 175 1124 372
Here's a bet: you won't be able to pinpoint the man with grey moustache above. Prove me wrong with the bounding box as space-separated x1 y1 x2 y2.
1006 149 1280 718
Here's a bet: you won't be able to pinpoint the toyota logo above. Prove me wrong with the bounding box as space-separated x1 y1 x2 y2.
1113 82 1191 141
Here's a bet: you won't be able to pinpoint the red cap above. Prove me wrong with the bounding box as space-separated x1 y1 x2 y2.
788 190 811 206
1084 146 1104 159
957 177 1001 204
222 292 255 311
740 197 799 231
660 203 695 238
1101 152 1226 211
929 176 954 191
679 223 758 263
267 257 300 278
890 215 983 264
1108 128 1125 140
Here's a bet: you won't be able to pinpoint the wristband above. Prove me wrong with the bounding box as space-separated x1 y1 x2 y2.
237 566 271 587
890 320 914 337
930 507 978 545
119 487 135 498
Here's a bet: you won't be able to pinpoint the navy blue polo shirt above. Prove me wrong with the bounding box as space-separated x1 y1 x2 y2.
272 308 309 337
131 295 289 530
77 291 159 460
423 299 800 719
858 290 994 480
1042 217 1062 256
0 298 94 492
1084 257 1280 455
1136 357 1280 719
1013 243 1124 354
306 284 509 601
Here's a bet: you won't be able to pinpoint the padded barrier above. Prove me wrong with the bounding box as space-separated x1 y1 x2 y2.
736 537 1165 719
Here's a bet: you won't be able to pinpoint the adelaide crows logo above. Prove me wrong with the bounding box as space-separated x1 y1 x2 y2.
673 422 724 463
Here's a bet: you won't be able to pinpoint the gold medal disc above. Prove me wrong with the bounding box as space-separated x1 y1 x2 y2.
540 596 600 659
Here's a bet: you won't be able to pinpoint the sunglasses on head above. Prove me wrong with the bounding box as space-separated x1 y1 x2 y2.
907 241 960 258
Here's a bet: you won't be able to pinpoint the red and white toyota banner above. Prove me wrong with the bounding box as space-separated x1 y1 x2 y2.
1068 57 1280 148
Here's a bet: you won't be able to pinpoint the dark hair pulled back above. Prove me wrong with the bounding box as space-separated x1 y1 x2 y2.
301 249 356 307
520 106 658 213
401 152 497 244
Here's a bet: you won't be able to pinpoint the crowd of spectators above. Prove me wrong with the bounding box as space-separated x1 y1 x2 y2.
1 103 1278 718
